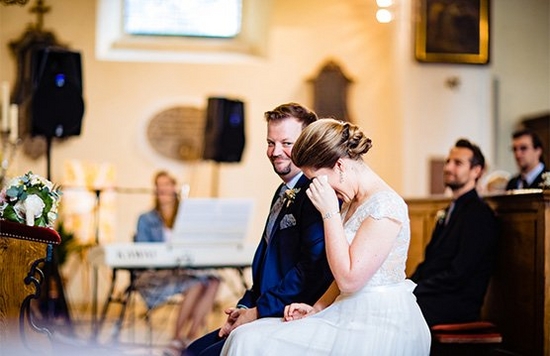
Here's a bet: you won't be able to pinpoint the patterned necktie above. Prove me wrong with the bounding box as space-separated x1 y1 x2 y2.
264 185 287 243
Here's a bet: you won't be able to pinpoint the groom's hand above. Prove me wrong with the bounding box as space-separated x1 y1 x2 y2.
218 307 259 337
218 307 240 338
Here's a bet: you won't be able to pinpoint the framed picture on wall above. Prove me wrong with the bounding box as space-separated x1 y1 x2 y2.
415 0 489 64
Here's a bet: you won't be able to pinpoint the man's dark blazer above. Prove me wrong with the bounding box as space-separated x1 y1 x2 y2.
184 174 333 356
237 174 333 317
410 188 499 326
505 164 546 190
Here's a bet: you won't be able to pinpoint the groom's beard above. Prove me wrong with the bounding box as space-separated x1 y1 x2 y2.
269 152 294 177
272 161 292 177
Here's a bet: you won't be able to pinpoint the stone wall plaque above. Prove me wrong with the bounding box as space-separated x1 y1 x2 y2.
146 106 205 161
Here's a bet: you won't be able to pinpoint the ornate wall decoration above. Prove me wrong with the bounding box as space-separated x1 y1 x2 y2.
146 106 206 162
309 59 354 122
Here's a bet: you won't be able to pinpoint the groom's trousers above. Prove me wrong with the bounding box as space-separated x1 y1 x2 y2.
183 328 225 356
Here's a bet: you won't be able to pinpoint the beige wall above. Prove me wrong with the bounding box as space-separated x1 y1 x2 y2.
0 0 548 244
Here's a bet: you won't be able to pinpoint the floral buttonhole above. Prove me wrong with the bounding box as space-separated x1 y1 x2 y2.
283 188 300 208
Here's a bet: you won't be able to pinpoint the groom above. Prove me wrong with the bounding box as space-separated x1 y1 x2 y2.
184 103 334 356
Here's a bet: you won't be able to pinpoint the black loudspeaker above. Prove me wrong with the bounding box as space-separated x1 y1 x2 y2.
203 97 245 162
31 47 84 138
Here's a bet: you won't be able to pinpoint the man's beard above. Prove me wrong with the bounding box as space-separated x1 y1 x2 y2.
445 180 466 191
273 161 292 176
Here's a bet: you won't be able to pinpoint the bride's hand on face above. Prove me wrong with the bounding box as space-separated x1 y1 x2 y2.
306 175 339 216
283 303 315 322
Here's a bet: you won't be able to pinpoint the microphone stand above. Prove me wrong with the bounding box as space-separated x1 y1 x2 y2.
38 136 73 335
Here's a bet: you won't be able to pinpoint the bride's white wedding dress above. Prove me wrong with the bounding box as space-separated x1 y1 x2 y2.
221 191 431 356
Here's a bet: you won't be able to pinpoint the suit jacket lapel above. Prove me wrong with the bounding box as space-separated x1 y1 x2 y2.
269 176 308 240
430 189 478 248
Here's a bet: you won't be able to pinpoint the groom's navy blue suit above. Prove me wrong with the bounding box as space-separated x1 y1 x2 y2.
185 174 333 356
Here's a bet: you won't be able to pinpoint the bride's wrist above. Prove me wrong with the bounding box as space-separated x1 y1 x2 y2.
322 210 340 220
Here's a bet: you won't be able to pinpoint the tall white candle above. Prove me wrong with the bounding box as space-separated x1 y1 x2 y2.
1 81 9 132
9 104 18 141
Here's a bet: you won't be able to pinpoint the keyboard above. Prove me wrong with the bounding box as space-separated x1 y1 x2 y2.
88 242 257 269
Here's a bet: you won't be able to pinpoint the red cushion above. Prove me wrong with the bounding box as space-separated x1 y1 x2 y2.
0 218 61 245
431 321 496 332
431 321 502 344
434 333 503 344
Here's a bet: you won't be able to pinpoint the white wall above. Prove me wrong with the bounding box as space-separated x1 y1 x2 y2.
491 0 550 171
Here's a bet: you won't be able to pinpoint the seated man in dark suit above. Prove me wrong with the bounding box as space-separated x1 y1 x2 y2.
410 138 499 326
184 103 333 356
506 129 546 190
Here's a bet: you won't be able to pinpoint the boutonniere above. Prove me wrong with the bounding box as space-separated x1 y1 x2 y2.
435 209 446 224
283 188 301 208
540 172 550 189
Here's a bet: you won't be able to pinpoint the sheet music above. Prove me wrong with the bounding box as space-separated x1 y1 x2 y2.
172 198 254 245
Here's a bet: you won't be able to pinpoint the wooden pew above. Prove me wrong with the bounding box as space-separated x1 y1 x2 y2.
406 191 550 356
0 219 61 354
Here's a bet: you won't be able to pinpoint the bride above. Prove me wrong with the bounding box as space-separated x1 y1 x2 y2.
221 119 430 355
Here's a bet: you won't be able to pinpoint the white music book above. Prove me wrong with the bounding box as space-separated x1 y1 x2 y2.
172 198 255 246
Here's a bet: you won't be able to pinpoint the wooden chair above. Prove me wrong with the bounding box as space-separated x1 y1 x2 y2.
430 321 504 356
0 219 61 354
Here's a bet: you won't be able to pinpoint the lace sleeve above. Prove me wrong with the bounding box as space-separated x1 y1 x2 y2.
367 191 408 225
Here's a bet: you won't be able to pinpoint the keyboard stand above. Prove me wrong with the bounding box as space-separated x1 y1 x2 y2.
98 267 138 343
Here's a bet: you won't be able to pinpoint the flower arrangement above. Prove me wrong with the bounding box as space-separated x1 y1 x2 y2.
283 188 301 208
0 171 62 227
540 172 550 189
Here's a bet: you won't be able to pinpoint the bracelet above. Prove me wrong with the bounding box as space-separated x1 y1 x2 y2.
323 211 340 220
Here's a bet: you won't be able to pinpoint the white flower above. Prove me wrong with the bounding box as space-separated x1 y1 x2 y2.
47 210 58 224
23 194 46 226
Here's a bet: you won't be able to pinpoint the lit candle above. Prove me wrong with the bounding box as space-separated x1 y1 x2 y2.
9 104 18 141
1 81 9 132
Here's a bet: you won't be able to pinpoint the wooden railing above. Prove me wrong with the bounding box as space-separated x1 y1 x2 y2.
406 190 550 356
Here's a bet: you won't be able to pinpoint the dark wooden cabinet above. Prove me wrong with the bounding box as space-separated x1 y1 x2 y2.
406 191 550 356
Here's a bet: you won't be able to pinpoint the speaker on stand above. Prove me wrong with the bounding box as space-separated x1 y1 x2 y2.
29 46 85 334
202 97 246 197
31 46 85 177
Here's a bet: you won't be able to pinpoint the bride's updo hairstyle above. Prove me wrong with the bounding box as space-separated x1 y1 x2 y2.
292 118 373 170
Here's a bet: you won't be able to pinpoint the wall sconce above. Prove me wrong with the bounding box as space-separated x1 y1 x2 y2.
376 0 393 23
445 76 461 90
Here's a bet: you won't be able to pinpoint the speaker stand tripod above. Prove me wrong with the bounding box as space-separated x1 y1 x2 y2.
35 135 73 334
